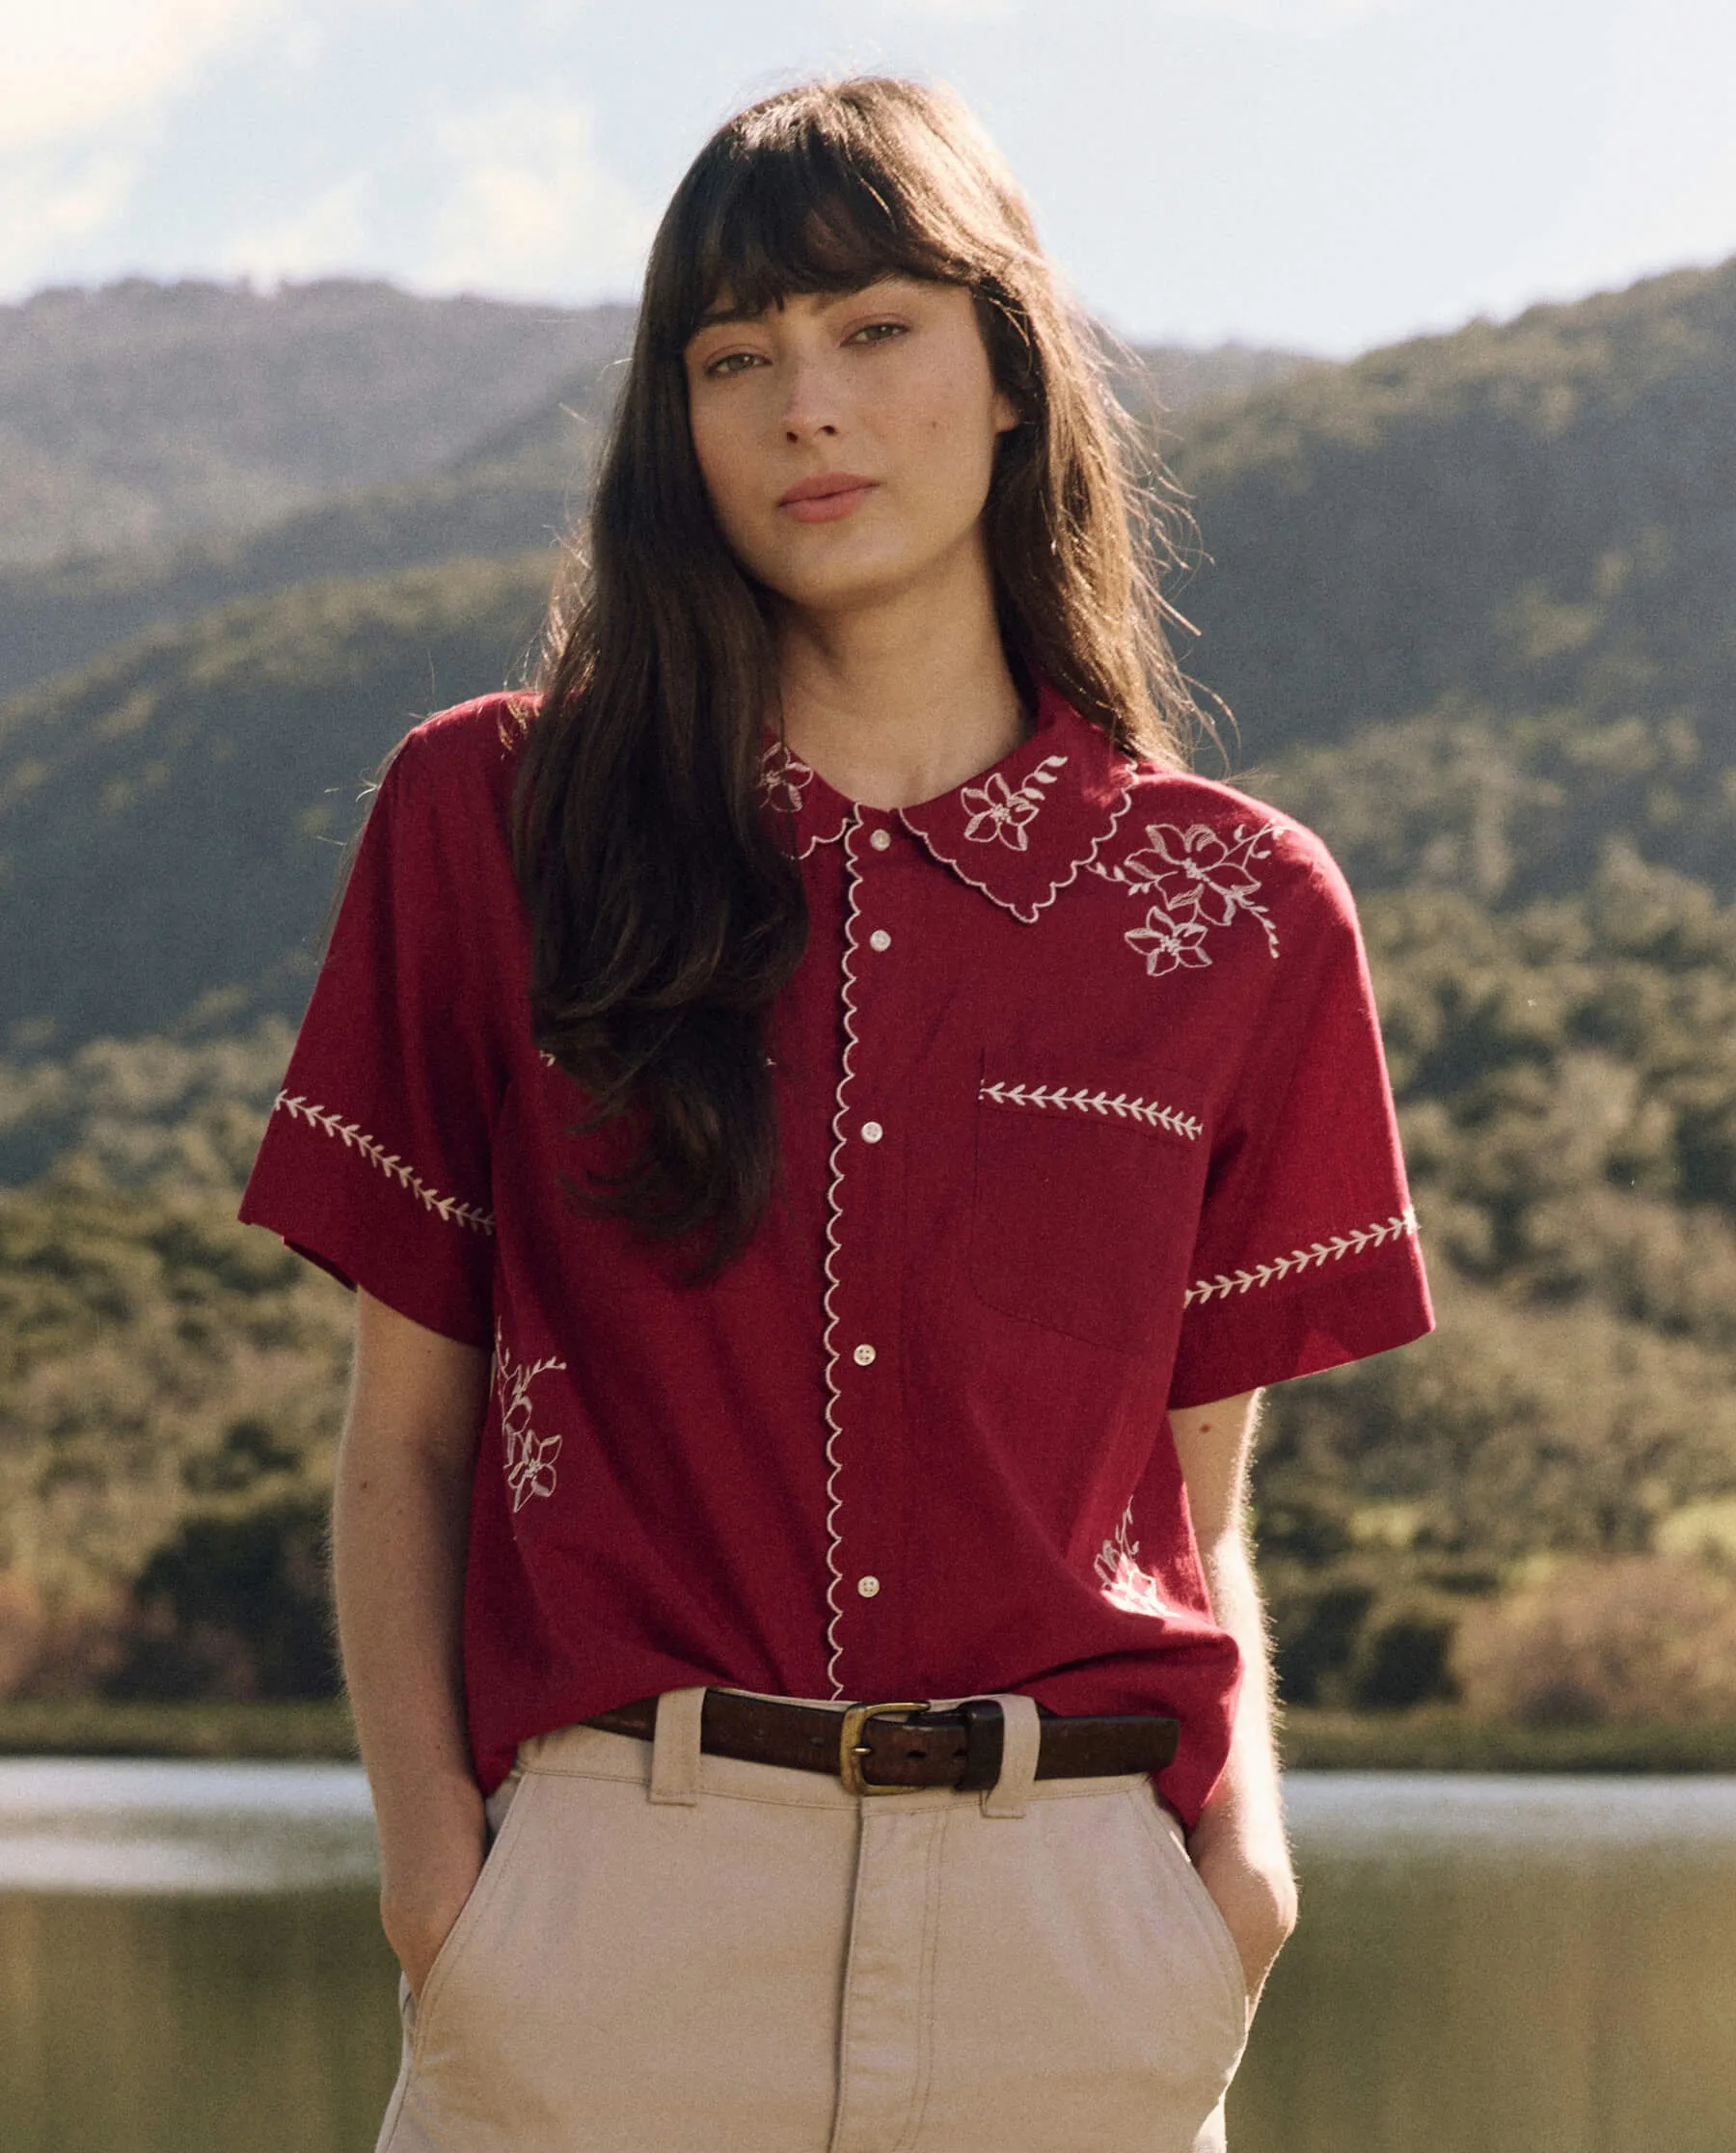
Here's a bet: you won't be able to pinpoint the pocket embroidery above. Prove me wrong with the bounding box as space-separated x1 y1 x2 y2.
979 1079 1202 1144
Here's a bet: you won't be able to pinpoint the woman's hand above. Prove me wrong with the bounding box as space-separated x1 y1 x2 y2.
1186 1805 1298 2010
336 1293 493 2011
1168 1391 1297 2013
382 1821 486 2006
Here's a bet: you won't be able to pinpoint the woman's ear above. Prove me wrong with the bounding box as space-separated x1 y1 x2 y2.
992 387 1022 435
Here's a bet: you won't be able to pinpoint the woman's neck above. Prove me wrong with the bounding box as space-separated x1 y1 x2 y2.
774 569 1027 811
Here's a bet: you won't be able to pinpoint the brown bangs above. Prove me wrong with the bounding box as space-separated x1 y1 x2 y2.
655 95 1005 353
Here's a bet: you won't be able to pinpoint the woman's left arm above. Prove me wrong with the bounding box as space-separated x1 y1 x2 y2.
1169 1389 1298 2011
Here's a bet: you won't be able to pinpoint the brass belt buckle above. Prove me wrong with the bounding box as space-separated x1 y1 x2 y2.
839 1701 931 1796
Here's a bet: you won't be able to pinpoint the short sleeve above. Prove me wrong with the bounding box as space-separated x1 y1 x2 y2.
1167 830 1432 1408
238 721 514 1348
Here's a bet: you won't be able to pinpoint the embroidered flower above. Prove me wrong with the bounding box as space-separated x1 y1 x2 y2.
1125 907 1212 977
959 754 1068 850
1123 824 1266 927
1095 1507 1172 1619
495 1326 566 1513
961 772 1039 850
759 739 813 814
1092 817 1282 967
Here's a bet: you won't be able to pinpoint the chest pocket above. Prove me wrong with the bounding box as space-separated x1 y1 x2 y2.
969 1063 1210 1353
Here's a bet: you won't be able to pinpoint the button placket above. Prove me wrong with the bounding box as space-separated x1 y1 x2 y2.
819 811 910 1695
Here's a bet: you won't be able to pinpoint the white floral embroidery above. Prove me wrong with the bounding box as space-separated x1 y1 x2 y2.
1184 1206 1420 1306
979 1080 1202 1143
272 1094 495 1235
1093 821 1282 972
959 755 1068 852
1124 908 1213 978
1095 1506 1173 1619
759 738 814 813
495 1325 566 1513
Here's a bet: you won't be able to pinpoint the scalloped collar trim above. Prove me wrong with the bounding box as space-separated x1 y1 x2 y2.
764 682 1135 921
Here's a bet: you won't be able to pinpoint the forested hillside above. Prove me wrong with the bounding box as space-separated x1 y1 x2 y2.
0 279 633 569
0 555 553 1049
2 257 1734 1725
1177 257 1736 782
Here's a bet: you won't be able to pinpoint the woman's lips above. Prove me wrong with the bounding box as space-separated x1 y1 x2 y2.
778 474 878 523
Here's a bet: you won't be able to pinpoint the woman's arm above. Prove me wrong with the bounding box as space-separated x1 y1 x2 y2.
333 1287 491 2003
1169 1389 1298 2010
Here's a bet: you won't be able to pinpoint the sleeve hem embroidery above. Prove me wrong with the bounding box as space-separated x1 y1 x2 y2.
271 1091 497 1237
1184 1205 1418 1307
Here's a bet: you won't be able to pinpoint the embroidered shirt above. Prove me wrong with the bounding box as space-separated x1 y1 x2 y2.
239 682 1432 1825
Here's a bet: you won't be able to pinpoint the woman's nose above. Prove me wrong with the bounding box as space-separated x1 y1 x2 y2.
779 355 840 443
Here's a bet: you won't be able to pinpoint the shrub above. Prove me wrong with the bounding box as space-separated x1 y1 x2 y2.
1452 1555 1736 1725
103 1494 339 1701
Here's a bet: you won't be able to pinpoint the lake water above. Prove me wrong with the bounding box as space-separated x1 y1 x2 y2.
3 1762 1734 2152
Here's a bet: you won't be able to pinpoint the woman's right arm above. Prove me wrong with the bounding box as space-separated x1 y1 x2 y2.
334 1287 492 2003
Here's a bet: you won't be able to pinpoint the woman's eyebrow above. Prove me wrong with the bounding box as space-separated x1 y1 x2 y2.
693 279 905 334
694 300 762 330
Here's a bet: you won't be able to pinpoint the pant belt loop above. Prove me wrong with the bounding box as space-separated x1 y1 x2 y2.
648 1686 707 1806
979 1693 1041 1819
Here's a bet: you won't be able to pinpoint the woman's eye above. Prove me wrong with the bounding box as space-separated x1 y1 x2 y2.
849 320 907 346
705 350 764 379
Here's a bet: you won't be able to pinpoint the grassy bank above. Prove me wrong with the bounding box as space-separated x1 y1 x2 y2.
1280 1708 1736 1773
4 1698 1736 1772
0 1698 357 1760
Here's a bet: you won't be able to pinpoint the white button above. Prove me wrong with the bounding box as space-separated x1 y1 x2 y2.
860 1120 883 1144
868 929 891 952
853 1343 877 1366
857 1575 882 1598
869 828 892 852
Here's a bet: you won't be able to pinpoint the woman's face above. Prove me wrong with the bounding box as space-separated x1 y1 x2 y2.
683 275 1018 621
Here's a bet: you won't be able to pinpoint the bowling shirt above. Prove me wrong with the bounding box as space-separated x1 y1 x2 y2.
240 680 1432 1824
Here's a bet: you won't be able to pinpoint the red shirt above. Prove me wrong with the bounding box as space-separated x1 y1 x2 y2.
240 683 1431 1825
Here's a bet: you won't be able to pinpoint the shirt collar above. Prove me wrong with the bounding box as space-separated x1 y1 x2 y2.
760 679 1136 925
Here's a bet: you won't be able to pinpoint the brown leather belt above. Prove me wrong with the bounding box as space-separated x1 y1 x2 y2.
586 1691 1179 1795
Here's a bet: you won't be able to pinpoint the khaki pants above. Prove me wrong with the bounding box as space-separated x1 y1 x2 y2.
378 1691 1250 2152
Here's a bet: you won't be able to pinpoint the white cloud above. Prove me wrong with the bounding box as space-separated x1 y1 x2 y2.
423 95 656 299
0 0 285 290
2 1 285 154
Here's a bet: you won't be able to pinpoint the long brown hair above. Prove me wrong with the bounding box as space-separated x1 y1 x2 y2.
515 76 1200 1270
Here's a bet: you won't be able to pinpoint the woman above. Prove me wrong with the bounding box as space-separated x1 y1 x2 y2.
241 77 1431 2152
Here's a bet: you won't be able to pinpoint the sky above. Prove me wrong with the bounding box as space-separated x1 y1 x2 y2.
4 0 1734 357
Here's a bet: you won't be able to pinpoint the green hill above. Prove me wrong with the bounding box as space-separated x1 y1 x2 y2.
0 278 634 569
0 554 554 1052
1175 257 1736 781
